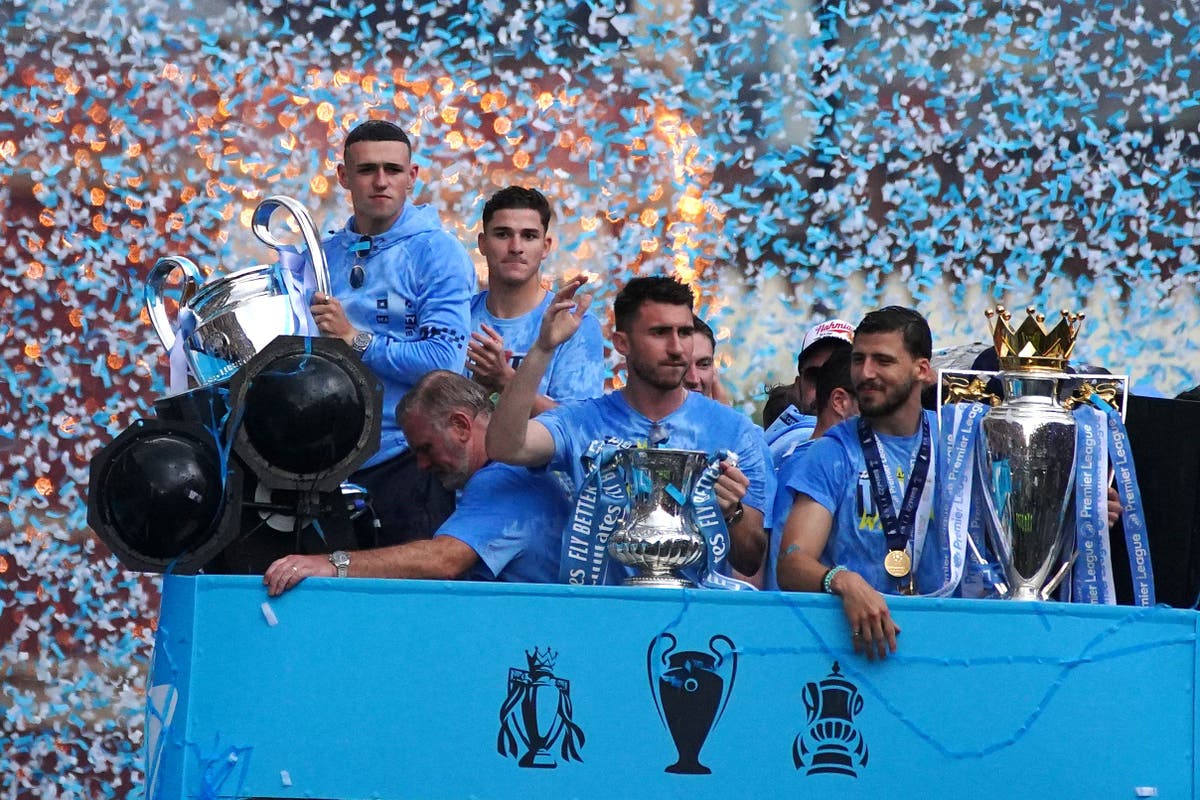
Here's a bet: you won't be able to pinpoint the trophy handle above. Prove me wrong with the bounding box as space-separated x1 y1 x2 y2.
252 195 331 297
144 256 203 352
707 634 737 726
646 632 677 724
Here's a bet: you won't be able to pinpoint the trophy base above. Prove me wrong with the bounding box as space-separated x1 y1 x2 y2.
1005 585 1042 601
622 574 695 589
518 750 557 769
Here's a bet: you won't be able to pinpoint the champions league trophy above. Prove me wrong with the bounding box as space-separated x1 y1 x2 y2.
606 448 710 587
977 306 1085 600
144 195 330 388
647 633 738 774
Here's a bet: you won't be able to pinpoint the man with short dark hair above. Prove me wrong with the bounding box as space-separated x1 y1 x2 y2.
263 371 572 594
777 307 944 659
467 186 604 413
684 314 727 403
763 319 854 466
486 275 774 580
308 119 475 546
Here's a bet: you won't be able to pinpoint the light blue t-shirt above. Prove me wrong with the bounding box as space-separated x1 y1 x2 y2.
469 289 605 403
436 461 574 583
764 437 818 591
763 403 817 470
536 391 775 518
785 410 945 594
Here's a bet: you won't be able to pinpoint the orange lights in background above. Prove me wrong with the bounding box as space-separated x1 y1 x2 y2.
8 57 724 324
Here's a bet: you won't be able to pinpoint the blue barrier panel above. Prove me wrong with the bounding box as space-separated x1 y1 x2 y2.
146 575 1199 799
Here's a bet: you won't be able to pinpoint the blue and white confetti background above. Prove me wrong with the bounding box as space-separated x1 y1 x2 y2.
1 0 1197 795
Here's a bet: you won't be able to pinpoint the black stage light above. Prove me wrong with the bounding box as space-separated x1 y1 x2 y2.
227 335 382 490
87 418 243 573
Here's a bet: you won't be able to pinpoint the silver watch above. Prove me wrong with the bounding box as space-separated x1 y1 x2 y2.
329 550 350 578
350 331 373 353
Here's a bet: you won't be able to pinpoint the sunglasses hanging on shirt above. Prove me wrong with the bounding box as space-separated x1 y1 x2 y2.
348 237 371 289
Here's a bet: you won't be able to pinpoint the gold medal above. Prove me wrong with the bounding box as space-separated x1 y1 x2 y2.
884 549 911 578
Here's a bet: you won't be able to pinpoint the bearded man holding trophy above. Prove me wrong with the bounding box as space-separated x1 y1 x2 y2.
486 275 775 590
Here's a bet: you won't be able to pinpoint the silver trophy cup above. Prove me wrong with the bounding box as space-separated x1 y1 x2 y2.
144 195 330 387
607 448 709 588
976 371 1077 600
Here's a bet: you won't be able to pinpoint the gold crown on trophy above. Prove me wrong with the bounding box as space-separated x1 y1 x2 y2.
985 305 1084 372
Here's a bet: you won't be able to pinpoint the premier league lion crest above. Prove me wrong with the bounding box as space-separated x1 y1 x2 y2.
497 647 585 768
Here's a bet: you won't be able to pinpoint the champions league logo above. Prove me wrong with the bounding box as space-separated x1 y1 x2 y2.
497 647 585 769
793 661 869 778
647 633 738 774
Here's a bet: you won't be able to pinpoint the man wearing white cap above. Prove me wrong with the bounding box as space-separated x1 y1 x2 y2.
763 319 855 467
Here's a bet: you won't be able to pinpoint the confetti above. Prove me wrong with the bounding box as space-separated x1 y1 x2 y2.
2 1 1198 796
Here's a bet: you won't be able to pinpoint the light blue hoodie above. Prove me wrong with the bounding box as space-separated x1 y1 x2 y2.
323 202 476 466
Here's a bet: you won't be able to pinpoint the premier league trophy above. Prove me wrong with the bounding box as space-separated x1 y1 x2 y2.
497 648 584 768
977 306 1084 600
144 195 330 388
606 448 710 587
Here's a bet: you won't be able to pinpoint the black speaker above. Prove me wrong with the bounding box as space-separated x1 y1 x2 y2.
89 336 384 575
1115 394 1200 608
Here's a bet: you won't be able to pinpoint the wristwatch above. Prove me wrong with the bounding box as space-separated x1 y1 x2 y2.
329 550 351 578
723 501 744 526
350 331 373 354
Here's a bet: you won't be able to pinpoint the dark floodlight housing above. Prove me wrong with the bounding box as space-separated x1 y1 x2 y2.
87 418 243 573
227 335 382 491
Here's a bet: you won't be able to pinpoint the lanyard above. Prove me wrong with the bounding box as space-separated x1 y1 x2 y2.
858 415 932 553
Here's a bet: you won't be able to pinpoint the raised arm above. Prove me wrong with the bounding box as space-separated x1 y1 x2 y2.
486 276 592 466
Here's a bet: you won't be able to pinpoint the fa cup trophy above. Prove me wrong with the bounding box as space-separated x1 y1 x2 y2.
144 195 330 388
606 448 710 587
977 306 1085 600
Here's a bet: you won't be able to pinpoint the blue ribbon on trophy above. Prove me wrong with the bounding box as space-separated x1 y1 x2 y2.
559 437 631 586
166 307 198 395
1071 405 1115 604
276 246 322 338
938 401 995 598
1089 393 1155 606
689 451 756 591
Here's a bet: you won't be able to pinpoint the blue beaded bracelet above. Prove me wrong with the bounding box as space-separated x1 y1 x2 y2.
822 565 848 594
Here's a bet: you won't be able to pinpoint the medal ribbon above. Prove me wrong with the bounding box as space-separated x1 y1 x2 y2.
1090 394 1155 606
858 415 933 568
